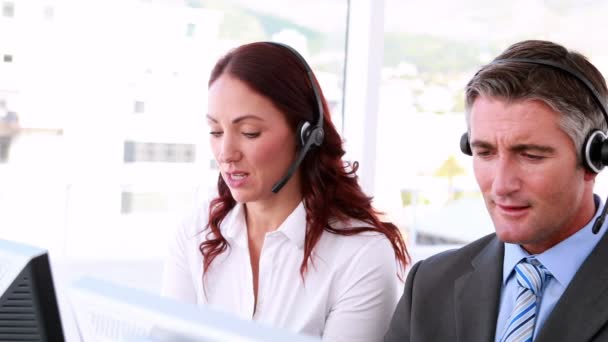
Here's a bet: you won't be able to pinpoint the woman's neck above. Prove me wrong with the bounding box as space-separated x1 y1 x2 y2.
245 192 302 236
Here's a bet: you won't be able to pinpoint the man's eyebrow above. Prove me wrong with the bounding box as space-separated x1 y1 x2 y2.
470 140 493 150
470 140 555 153
511 144 555 154
206 114 264 124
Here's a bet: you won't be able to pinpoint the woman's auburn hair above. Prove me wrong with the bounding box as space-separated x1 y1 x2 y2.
200 42 409 280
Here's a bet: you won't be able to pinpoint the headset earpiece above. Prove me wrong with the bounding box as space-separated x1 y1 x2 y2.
297 120 324 148
460 132 472 156
309 126 324 146
297 121 311 146
584 130 608 173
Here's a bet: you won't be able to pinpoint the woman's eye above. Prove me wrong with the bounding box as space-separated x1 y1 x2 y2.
243 132 260 138
209 131 223 137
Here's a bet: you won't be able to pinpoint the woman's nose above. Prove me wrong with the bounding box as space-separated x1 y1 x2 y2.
218 137 242 164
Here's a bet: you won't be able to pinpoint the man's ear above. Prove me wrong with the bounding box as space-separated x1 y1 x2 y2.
584 169 598 181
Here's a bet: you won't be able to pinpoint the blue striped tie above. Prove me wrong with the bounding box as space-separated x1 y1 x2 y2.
500 257 551 342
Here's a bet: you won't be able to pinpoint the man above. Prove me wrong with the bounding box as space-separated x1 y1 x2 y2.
385 40 608 341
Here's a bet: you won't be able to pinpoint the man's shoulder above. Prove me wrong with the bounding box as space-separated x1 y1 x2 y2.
414 233 499 278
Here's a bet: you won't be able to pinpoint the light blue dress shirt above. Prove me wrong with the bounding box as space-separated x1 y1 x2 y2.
495 195 607 341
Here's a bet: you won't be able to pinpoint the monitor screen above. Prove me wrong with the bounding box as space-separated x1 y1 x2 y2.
69 277 320 342
0 239 65 342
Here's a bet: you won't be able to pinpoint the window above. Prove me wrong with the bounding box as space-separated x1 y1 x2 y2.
121 191 193 214
123 141 196 163
186 23 195 37
210 158 218 170
0 140 10 162
133 100 145 113
2 1 14 18
43 5 54 20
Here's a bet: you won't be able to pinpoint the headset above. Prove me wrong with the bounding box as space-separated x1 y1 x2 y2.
460 58 608 233
265 42 325 193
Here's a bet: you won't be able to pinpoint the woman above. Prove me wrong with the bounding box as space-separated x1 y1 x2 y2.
161 41 408 341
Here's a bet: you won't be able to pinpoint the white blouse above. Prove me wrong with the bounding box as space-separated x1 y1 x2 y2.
160 200 402 342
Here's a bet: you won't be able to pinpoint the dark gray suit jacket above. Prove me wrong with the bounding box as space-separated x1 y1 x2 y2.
385 231 608 342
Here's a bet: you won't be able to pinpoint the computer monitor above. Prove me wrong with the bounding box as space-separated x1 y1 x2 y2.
69 277 320 342
0 239 65 341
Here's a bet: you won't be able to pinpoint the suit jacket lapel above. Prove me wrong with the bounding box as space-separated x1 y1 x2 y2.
454 236 504 342
536 229 608 342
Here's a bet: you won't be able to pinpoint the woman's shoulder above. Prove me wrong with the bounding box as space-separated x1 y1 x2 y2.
311 221 399 289
329 218 388 238
175 191 241 242
173 198 211 242
315 219 394 262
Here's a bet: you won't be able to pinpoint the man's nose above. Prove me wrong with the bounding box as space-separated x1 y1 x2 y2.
491 155 521 197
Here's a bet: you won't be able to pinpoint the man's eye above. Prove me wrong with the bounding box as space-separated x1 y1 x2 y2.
474 150 491 157
523 153 545 160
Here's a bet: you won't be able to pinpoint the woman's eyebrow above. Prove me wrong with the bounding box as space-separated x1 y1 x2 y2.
206 114 264 124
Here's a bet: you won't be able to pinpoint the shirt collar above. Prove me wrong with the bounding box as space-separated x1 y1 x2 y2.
222 203 248 248
503 194 606 287
221 201 307 249
275 202 307 249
